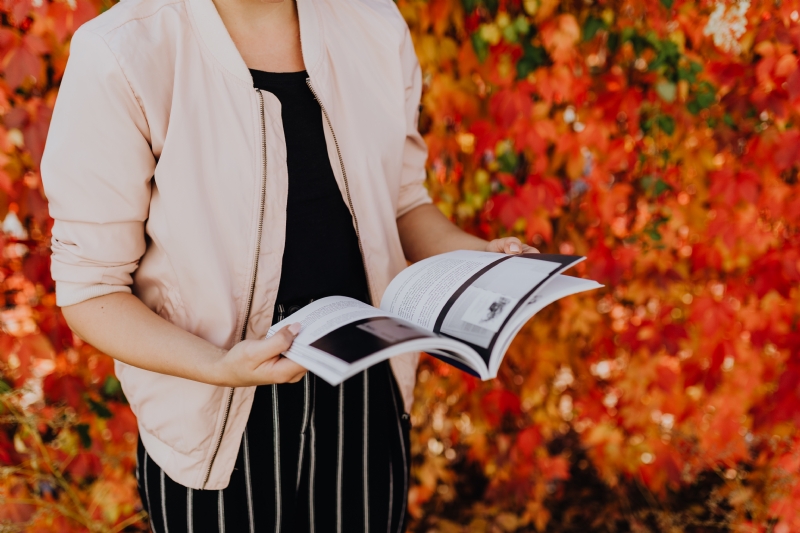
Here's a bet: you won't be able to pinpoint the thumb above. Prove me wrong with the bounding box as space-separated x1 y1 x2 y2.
489 237 524 254
263 323 302 355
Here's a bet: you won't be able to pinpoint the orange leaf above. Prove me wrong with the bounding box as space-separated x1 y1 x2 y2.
540 15 579 64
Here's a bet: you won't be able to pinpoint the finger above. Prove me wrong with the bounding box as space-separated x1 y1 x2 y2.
486 237 521 254
287 369 308 383
258 356 307 384
522 245 540 253
502 237 523 254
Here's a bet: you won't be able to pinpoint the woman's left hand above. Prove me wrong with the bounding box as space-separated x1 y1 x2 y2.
485 236 539 255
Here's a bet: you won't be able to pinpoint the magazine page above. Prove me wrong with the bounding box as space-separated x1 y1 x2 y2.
487 275 603 376
380 250 506 329
435 254 586 363
381 251 585 364
269 296 483 384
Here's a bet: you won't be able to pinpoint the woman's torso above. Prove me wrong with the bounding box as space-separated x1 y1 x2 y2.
249 69 368 305
42 0 428 489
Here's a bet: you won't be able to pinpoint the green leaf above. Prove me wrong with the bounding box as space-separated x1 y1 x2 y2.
103 376 121 397
625 33 653 56
645 31 662 50
687 83 715 114
641 175 671 196
516 41 549 79
503 24 518 43
75 424 92 449
650 41 680 74
688 80 717 113
497 150 518 174
583 16 606 42
0 379 11 394
461 0 479 11
102 376 125 402
471 32 489 63
514 15 529 36
660 0 674 8
656 81 677 103
696 91 716 108
653 179 671 196
620 27 635 44
723 113 736 128
606 32 620 54
657 115 676 135
87 397 113 419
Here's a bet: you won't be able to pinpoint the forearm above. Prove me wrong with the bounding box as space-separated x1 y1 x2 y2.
397 204 489 262
62 292 226 385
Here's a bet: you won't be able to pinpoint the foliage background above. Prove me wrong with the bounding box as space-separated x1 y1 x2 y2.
0 0 798 530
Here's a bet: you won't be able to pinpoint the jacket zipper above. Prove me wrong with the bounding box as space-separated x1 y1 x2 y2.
202 88 269 488
305 78 373 301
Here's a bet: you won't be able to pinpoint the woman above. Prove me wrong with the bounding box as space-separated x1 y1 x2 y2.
41 0 535 530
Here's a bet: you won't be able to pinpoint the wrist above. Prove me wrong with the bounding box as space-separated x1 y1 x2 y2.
197 346 231 387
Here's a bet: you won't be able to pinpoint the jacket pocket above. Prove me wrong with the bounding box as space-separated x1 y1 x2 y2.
118 360 225 456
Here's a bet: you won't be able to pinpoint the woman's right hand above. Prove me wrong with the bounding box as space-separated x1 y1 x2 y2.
61 293 307 388
209 323 307 387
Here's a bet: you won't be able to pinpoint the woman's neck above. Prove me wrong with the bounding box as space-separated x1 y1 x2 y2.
212 0 305 73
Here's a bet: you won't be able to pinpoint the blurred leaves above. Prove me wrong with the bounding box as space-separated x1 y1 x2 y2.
0 0 144 531
402 0 800 530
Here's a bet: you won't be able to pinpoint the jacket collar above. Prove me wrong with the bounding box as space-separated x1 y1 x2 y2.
185 0 323 85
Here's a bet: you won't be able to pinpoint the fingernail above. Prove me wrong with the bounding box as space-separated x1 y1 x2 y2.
288 322 302 335
509 243 520 253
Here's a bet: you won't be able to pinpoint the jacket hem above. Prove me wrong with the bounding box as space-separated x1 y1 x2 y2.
139 425 210 490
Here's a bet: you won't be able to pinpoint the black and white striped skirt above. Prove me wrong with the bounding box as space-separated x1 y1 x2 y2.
136 360 411 533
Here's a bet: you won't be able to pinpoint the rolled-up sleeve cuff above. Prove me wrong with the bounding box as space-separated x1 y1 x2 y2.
396 182 433 218
56 281 132 307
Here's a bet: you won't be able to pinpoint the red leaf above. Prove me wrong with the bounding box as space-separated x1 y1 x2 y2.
514 426 542 458
490 88 532 130
105 404 138 444
43 374 85 410
690 296 735 337
703 343 727 392
481 389 521 426
787 67 800 99
540 15 580 64
709 169 760 206
774 131 800 170
3 44 43 89
65 451 102 480
468 120 500 158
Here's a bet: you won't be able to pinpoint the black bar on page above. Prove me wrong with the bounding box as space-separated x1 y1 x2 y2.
434 253 584 365
309 316 432 364
432 254 513 334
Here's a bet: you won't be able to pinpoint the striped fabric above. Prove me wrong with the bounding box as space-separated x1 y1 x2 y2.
136 360 411 532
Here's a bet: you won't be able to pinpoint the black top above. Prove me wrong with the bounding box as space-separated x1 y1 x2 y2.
250 69 369 305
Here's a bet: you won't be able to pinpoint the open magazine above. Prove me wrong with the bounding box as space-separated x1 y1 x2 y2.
267 251 602 385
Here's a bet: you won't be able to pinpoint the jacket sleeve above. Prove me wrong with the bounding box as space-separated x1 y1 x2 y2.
395 24 432 218
41 28 156 307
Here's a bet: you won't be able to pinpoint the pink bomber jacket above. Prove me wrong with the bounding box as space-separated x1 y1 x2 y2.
41 0 431 489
